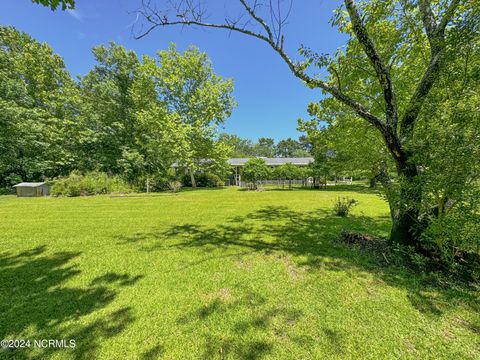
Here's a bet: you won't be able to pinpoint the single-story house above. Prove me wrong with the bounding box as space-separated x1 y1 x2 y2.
229 157 314 185
13 182 50 197
172 157 315 186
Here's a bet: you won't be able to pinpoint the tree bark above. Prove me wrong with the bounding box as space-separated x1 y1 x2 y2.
189 168 196 188
390 208 419 247
389 159 422 247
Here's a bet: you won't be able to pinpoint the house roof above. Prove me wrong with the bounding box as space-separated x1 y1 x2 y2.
13 182 46 187
172 157 314 168
228 157 314 166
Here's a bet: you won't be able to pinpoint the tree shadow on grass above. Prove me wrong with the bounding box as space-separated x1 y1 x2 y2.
0 246 142 359
117 205 479 337
176 289 303 359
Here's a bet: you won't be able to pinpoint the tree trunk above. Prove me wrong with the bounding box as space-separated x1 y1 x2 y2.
189 168 196 188
390 208 419 247
389 159 422 248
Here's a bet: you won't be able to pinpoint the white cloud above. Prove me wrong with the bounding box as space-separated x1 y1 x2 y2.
67 9 84 22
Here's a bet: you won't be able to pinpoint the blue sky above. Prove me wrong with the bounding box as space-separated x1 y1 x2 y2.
1 1 347 141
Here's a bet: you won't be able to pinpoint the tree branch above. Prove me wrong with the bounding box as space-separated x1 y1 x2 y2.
400 0 461 141
344 0 398 132
437 0 461 35
135 0 407 164
418 0 437 43
239 0 274 42
399 51 442 140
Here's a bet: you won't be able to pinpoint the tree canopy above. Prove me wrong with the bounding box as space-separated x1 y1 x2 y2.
0 27 235 192
218 133 310 158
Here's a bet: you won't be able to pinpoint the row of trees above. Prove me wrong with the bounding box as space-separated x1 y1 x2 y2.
218 133 311 158
0 26 235 191
241 158 316 190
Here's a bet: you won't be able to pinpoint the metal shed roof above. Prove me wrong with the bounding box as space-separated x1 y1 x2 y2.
228 157 314 166
13 182 46 187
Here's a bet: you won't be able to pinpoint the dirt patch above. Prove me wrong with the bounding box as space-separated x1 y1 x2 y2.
203 288 232 303
403 338 417 354
442 328 456 339
273 254 305 281
453 316 480 334
235 257 253 271
338 231 386 250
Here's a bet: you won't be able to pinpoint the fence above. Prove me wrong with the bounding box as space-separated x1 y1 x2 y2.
238 179 309 188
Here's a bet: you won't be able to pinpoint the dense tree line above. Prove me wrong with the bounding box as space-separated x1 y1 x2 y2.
0 27 235 191
218 133 310 158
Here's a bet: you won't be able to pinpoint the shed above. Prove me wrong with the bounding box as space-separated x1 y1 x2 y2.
13 182 50 197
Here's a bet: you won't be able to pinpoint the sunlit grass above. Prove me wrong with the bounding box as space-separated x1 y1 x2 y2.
0 187 478 359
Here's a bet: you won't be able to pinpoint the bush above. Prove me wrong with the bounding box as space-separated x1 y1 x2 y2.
338 230 480 283
167 180 182 192
182 172 224 187
418 202 480 281
51 171 131 197
241 158 270 190
333 197 357 217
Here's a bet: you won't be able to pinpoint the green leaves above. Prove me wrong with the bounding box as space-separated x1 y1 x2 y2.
31 0 75 11
0 27 79 188
155 43 236 126
0 29 235 191
242 158 271 183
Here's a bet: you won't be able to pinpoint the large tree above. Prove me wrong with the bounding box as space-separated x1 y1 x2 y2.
0 26 78 189
242 158 271 189
218 133 256 157
154 44 236 186
134 0 478 249
0 28 235 192
78 43 142 173
77 43 235 188
275 138 310 158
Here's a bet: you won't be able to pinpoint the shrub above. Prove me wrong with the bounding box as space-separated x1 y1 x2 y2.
51 171 131 197
182 172 224 187
273 163 303 189
418 200 480 281
333 197 357 217
241 158 270 190
167 180 182 192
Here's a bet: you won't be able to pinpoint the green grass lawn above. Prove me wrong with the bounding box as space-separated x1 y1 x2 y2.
0 187 478 359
